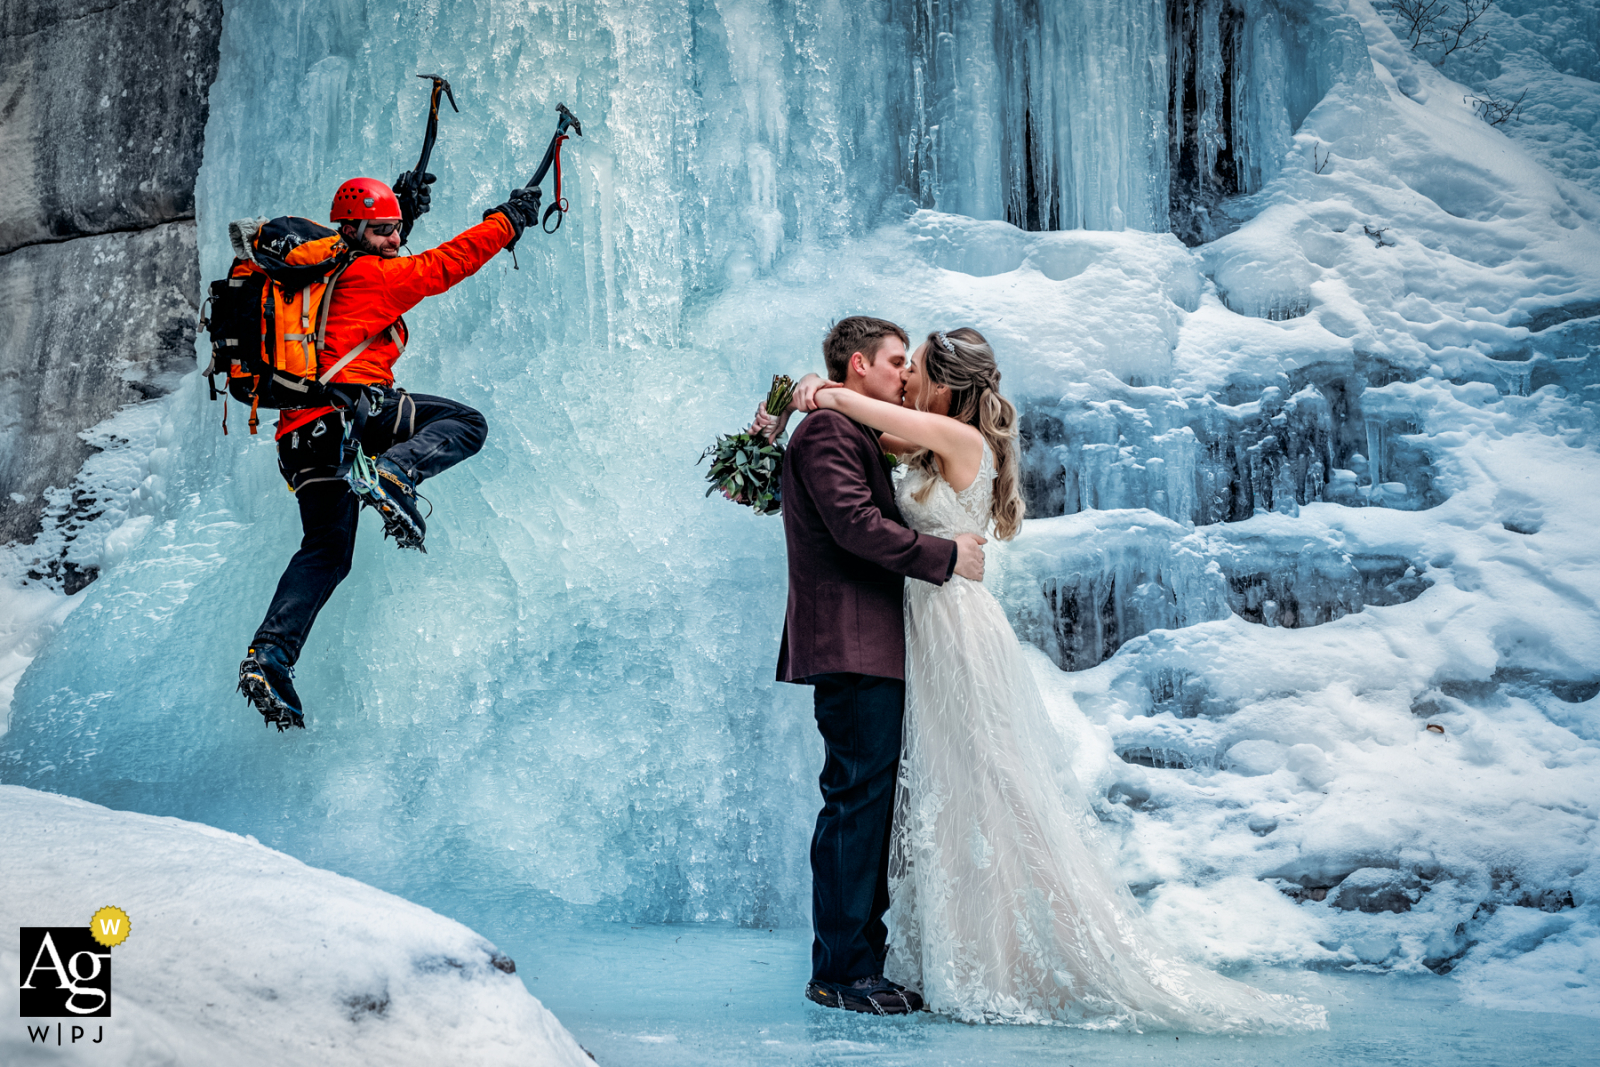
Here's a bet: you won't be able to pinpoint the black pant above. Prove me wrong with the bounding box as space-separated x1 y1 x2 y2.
808 672 905 984
251 388 487 662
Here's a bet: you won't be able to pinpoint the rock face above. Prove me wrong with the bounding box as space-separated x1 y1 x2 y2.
0 0 221 548
0 224 199 537
0 0 219 251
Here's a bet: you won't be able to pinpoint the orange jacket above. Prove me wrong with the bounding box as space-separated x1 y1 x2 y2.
276 213 514 438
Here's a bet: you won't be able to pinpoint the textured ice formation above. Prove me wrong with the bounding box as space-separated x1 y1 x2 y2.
992 511 1431 671
0 0 1597 1022
1033 393 1600 1000
0 786 592 1066
901 0 1359 238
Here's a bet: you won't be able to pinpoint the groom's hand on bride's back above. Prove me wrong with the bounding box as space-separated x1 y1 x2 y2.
954 533 987 582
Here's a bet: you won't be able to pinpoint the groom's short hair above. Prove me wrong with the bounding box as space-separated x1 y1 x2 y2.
823 316 910 382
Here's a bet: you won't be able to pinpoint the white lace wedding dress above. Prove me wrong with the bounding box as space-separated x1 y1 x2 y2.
884 443 1326 1032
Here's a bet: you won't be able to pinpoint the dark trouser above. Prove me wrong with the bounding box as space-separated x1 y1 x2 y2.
251 388 487 662
808 672 905 984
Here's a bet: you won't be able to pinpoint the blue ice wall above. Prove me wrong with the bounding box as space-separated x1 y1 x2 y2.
1 0 1350 930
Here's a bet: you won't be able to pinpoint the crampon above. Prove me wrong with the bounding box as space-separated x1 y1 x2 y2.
347 450 429 551
238 646 305 731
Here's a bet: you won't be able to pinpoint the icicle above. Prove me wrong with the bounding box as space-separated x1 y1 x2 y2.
1365 419 1386 505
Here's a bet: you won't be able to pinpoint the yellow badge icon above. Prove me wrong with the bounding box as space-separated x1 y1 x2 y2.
89 905 131 948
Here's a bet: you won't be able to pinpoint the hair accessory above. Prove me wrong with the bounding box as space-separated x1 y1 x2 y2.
934 330 954 355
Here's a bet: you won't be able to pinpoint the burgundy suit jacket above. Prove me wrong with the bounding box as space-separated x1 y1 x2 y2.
776 409 957 683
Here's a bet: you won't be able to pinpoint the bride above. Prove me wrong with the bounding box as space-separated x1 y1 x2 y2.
805 327 1326 1032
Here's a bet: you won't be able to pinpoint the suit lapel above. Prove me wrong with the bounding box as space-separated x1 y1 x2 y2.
846 416 880 460
846 415 904 520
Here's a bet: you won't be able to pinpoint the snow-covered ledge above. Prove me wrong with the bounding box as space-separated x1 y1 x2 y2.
0 787 593 1066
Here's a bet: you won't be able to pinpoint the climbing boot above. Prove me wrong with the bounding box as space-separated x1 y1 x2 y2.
368 456 428 552
238 643 304 731
805 975 922 1014
344 450 428 552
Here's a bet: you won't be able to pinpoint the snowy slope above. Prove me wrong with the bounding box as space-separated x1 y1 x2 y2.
0 786 593 1066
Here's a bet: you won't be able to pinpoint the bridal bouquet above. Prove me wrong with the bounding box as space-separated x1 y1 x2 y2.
699 374 795 516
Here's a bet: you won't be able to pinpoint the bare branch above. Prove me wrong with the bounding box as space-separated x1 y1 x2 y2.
1435 0 1493 62
1381 0 1495 64
1465 88 1527 126
1382 0 1450 51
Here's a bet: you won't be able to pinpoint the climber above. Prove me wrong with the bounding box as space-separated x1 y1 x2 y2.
238 175 541 731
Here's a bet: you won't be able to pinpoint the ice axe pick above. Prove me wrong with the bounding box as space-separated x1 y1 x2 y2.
520 103 582 236
399 73 458 243
414 73 459 177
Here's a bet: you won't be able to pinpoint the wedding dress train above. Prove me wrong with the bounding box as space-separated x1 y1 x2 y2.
885 443 1325 1032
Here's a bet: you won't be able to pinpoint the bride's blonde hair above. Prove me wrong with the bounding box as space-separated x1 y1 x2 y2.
905 327 1025 540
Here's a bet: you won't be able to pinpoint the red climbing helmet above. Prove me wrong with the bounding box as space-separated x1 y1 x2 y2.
330 177 402 221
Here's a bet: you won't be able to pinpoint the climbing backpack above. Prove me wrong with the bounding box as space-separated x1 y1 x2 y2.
201 216 403 434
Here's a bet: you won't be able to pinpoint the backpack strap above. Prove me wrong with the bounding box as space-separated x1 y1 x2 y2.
317 325 404 385
279 285 319 369
308 255 407 387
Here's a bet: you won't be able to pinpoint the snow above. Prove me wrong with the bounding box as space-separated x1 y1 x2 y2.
0 0 1597 1037
987 379 1600 1007
0 785 592 1066
1400 0 1600 199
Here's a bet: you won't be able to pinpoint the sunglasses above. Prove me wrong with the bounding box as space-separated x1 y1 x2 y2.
359 222 402 237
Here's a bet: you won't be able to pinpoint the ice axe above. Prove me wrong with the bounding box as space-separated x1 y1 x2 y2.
398 73 459 244
519 103 582 235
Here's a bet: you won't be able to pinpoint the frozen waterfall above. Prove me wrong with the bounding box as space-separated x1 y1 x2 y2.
2 0 1598 1019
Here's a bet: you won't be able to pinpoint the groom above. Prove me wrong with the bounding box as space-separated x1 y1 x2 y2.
775 316 986 1014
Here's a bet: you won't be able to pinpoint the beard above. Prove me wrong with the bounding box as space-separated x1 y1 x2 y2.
342 227 397 257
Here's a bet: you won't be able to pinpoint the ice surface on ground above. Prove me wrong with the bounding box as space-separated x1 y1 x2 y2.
0 785 592 1066
0 0 1597 1024
509 923 1599 1066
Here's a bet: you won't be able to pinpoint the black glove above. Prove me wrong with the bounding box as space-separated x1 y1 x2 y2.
393 171 435 222
483 187 541 249
394 171 435 244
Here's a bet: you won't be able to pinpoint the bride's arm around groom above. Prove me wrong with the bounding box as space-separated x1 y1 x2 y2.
773 344 985 684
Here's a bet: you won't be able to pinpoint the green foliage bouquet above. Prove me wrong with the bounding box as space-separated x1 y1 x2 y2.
699 375 795 516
